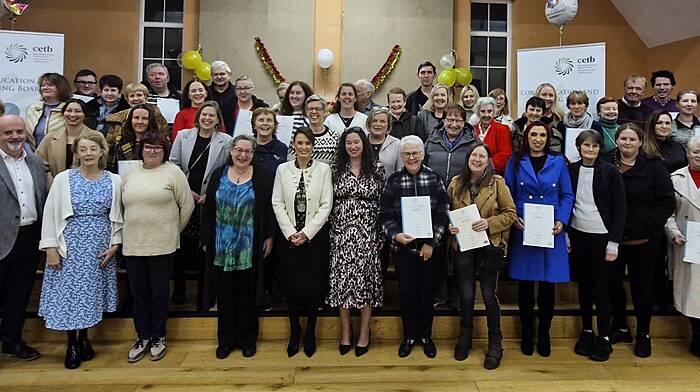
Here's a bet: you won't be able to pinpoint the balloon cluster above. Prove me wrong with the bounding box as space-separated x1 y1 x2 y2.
2 0 29 21
436 52 472 88
178 50 211 82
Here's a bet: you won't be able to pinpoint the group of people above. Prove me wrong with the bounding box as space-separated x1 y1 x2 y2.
0 60 699 373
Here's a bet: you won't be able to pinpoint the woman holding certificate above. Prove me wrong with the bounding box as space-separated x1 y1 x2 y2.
446 143 517 369
665 136 700 358
568 130 627 362
504 121 574 357
603 123 675 358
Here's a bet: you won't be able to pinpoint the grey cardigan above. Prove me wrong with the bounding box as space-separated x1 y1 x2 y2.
169 128 233 195
377 134 403 179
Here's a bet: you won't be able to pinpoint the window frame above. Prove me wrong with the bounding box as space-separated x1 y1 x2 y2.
469 0 513 98
138 0 184 86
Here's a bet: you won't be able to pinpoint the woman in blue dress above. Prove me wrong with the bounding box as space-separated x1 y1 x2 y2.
39 133 123 369
504 121 574 357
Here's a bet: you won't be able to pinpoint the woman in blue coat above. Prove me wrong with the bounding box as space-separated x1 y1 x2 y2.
504 121 574 357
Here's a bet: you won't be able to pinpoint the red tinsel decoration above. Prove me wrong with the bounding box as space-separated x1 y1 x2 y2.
371 44 402 90
254 37 287 86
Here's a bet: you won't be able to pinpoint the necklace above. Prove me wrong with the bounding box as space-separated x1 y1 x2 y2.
230 166 252 184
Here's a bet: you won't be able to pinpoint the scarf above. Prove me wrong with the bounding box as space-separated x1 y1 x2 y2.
564 111 594 129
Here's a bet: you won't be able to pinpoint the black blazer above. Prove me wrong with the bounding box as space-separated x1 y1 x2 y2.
602 150 676 241
200 164 275 308
568 160 627 243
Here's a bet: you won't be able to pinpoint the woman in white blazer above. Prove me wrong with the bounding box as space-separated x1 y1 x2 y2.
169 101 233 309
272 126 333 358
324 83 368 134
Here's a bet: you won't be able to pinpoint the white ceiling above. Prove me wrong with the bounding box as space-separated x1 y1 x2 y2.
610 0 700 47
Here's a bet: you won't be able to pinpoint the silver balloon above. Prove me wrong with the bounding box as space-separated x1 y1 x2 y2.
439 53 455 69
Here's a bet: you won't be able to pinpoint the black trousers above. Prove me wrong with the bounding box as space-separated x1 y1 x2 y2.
0 224 40 344
518 281 555 330
173 235 205 306
611 239 660 336
431 240 449 305
454 250 500 333
395 248 434 340
126 253 174 340
217 268 258 349
569 228 613 337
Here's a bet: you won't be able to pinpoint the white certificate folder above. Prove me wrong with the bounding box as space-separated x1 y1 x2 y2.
684 221 700 264
401 196 433 239
523 203 554 248
448 205 490 252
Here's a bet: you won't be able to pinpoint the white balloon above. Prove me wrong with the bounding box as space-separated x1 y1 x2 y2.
439 53 455 69
545 0 578 27
317 48 334 69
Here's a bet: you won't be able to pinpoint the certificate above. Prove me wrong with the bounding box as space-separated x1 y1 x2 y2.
118 160 141 177
565 128 585 163
276 115 295 147
156 98 180 123
523 203 554 248
233 109 254 137
401 196 433 239
448 204 490 252
72 94 94 103
683 221 700 264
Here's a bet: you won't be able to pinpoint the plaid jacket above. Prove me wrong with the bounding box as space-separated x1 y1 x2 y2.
378 165 450 254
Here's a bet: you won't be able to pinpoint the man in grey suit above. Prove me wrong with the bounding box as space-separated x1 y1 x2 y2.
0 114 47 361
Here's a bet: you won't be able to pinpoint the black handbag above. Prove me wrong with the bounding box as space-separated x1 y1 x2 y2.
478 243 506 272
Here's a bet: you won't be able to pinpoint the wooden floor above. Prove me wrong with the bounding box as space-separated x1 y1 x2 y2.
2 338 700 391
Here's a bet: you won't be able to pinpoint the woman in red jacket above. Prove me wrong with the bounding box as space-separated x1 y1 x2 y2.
473 97 512 174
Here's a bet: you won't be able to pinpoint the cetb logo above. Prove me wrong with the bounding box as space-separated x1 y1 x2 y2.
554 57 574 76
4 43 28 63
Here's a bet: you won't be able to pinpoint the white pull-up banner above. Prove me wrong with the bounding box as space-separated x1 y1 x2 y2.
517 42 606 117
0 30 64 116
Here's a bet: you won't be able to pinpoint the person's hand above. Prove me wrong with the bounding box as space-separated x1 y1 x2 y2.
377 241 384 251
472 218 489 232
191 190 200 202
46 248 61 270
197 194 207 205
566 233 571 253
419 244 434 261
605 249 618 262
394 233 415 245
98 245 120 268
448 224 460 235
552 221 564 235
291 231 309 246
514 217 525 230
673 233 687 246
262 237 274 258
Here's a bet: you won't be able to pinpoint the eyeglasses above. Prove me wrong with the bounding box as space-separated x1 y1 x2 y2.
445 118 465 124
143 144 164 152
74 80 97 85
306 107 324 112
233 147 254 155
235 86 252 91
40 83 56 88
401 152 422 158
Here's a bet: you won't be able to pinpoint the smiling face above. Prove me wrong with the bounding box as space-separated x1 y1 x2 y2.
369 112 389 139
101 85 120 105
624 79 645 104
293 132 314 161
188 81 207 107
76 138 103 169
127 91 147 106
433 87 448 110
305 100 325 125
131 108 150 134
479 103 495 127
654 114 673 139
198 106 219 131
401 143 423 174
253 112 275 139
462 90 476 108
0 115 27 158
653 77 673 100
598 101 618 121
568 100 587 118
579 137 600 164
526 105 544 123
538 86 556 111
468 145 489 175
40 80 58 102
688 140 700 171
678 93 698 116
230 139 254 169
235 80 254 102
527 125 548 156
63 102 85 127
345 132 363 160
388 93 406 116
616 129 642 158
338 86 356 111
288 84 306 111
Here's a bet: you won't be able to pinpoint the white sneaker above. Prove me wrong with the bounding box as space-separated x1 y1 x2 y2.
128 338 150 363
149 337 166 361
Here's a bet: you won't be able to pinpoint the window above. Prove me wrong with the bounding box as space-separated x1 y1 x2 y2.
139 0 184 90
470 1 512 97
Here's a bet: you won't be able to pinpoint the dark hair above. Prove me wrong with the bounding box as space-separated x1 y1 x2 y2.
251 107 278 136
73 69 97 81
574 130 603 161
444 102 467 121
38 73 72 102
596 96 617 114
124 104 159 140
136 131 171 162
280 81 313 115
615 122 644 143
333 127 377 182
512 121 553 171
642 110 673 158
225 135 257 166
650 70 676 86
332 83 361 113
417 61 436 73
194 101 224 132
454 143 494 200
387 86 406 101
293 126 316 146
98 74 123 91
181 79 211 109
525 96 546 111
61 98 88 116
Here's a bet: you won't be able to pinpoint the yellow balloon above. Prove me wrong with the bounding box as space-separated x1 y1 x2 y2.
437 69 456 87
195 61 211 81
454 68 473 86
182 50 202 70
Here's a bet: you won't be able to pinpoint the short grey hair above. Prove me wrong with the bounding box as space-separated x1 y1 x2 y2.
305 94 327 111
146 63 169 77
400 135 424 153
234 75 254 88
211 60 232 74
232 134 257 151
687 136 700 151
355 79 375 93
474 97 497 118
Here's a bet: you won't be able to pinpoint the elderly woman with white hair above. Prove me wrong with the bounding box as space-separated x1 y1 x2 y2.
209 61 236 132
378 135 450 359
665 136 700 358
473 97 513 174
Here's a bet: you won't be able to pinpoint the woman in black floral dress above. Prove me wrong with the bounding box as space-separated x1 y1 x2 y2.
327 126 385 357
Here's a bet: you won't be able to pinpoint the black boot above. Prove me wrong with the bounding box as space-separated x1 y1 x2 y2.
484 332 504 370
64 341 81 370
453 327 473 361
521 320 534 356
287 321 301 358
304 327 317 358
691 333 700 357
78 330 95 361
537 320 551 357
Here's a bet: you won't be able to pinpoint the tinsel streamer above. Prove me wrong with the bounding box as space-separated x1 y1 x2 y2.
371 45 402 90
254 37 287 86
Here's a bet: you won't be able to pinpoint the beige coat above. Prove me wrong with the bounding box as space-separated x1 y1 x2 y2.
664 166 700 318
35 124 108 187
24 101 66 150
447 174 517 254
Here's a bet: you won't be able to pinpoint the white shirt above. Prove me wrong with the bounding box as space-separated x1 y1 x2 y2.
0 148 38 226
571 166 607 234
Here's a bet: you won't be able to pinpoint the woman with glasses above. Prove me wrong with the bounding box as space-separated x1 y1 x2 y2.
121 132 194 363
201 134 275 359
230 76 268 135
25 73 73 149
289 95 339 165
488 88 513 126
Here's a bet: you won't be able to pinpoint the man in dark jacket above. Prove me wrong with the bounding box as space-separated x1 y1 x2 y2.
405 61 436 115
209 60 237 133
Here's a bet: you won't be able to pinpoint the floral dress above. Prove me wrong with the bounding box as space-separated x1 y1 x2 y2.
326 163 385 308
39 169 118 330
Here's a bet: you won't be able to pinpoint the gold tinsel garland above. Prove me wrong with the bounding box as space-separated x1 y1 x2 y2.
254 37 287 86
371 45 402 90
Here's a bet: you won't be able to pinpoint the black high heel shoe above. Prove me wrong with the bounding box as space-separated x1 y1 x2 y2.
287 329 301 358
355 332 371 357
339 329 353 356
64 342 81 370
304 334 317 358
